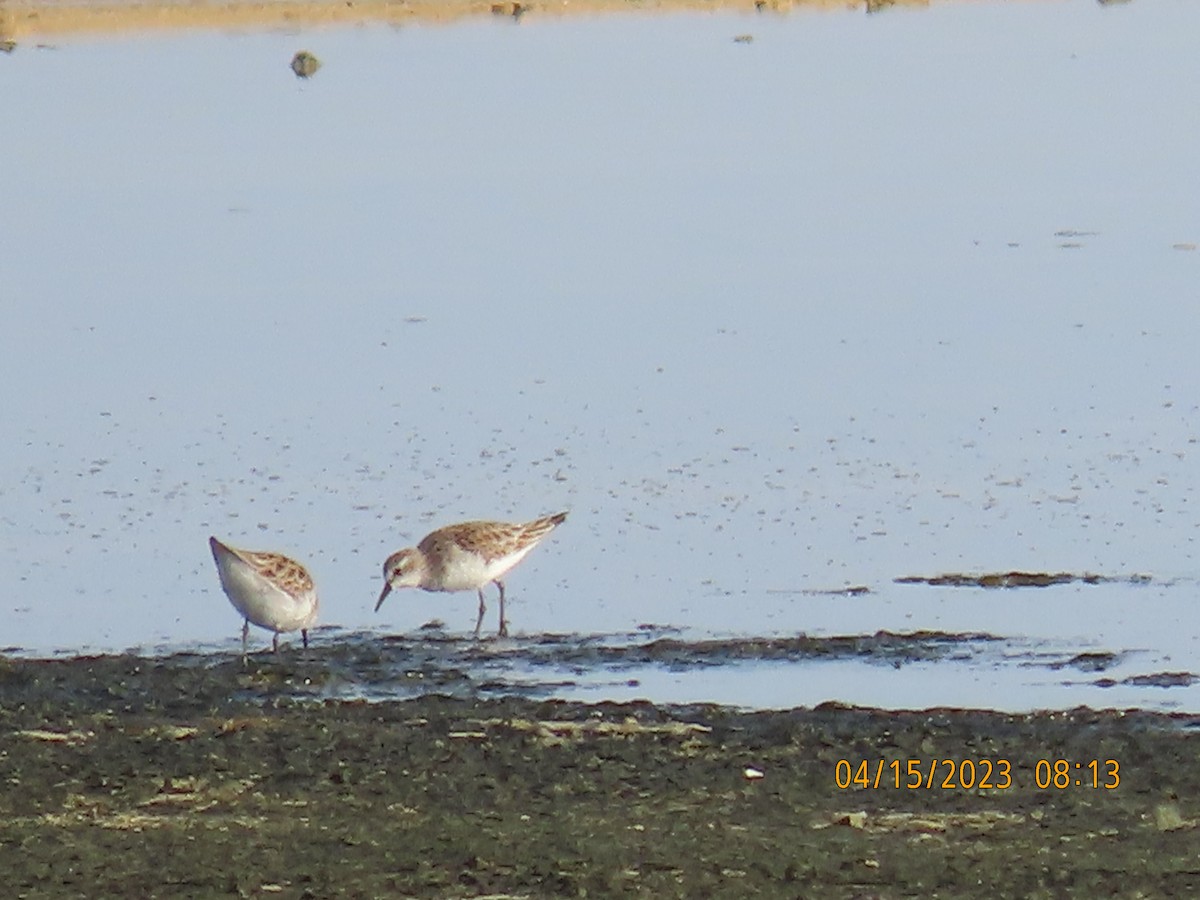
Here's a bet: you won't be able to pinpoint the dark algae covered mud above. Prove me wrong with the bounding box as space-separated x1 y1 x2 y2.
1 652 1198 897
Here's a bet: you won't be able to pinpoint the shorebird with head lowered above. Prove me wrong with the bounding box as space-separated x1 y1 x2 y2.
209 536 319 660
375 512 566 637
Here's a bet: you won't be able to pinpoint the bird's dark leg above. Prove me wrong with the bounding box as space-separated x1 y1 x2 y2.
496 580 508 637
474 589 487 638
302 628 309 649
241 620 250 665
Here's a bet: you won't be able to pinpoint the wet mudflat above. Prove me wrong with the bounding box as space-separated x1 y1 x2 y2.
3 651 1200 897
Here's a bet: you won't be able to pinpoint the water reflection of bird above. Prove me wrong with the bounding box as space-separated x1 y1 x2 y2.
209 537 319 659
376 512 567 637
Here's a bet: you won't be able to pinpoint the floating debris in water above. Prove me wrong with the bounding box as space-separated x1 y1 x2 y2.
1047 651 1122 673
770 585 872 597
291 51 321 79
895 571 1152 589
1096 672 1200 689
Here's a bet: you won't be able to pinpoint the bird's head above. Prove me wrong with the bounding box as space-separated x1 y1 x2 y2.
375 548 422 611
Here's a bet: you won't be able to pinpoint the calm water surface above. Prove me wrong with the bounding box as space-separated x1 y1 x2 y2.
3 0 1200 710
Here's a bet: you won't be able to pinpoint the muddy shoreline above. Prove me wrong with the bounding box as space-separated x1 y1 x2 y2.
2 0 943 42
2 650 1198 896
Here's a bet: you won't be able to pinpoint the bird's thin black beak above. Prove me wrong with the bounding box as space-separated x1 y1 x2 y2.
375 582 391 612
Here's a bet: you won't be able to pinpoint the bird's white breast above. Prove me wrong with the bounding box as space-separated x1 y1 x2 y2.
214 551 318 632
427 544 537 592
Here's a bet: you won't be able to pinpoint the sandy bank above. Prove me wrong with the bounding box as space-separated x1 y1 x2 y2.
3 0 935 41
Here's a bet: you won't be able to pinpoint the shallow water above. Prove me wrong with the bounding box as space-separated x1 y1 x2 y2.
3 0 1200 711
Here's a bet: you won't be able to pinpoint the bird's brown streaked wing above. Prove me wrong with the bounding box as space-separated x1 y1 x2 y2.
244 550 315 594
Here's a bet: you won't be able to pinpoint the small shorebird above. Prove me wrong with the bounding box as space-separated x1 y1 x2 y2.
375 512 567 637
209 536 319 659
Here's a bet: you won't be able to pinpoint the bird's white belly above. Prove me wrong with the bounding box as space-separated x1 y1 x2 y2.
430 545 535 592
216 556 317 632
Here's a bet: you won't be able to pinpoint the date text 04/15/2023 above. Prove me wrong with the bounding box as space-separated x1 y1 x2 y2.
834 759 1120 791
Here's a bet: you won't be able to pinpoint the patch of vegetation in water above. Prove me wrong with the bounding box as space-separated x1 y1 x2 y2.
895 571 1154 588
